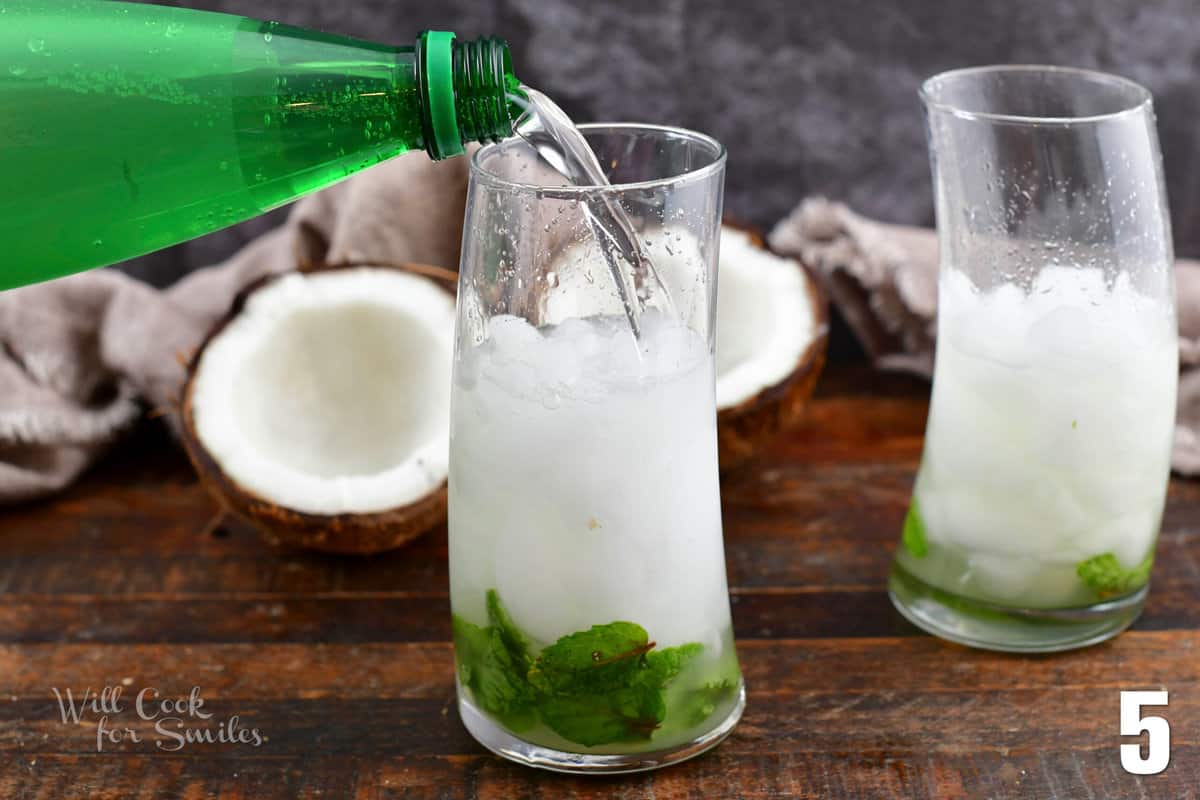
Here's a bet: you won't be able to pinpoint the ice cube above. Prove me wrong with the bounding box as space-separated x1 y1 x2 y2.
1080 508 1159 568
963 552 1037 600
1026 305 1109 370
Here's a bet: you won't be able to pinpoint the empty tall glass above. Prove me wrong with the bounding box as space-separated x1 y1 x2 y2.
448 124 743 772
890 67 1178 652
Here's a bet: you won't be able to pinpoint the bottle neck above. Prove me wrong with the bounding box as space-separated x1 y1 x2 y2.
417 32 518 160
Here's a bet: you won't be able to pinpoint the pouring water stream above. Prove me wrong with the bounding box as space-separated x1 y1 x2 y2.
509 88 674 339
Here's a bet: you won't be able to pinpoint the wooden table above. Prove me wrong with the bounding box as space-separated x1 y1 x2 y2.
1 365 1196 799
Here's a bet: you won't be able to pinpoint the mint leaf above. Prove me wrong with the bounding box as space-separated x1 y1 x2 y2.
486 589 532 673
902 499 928 558
678 677 739 727
453 595 537 731
533 635 705 746
451 615 491 687
539 684 665 746
529 621 652 693
1077 552 1154 598
479 628 538 729
642 642 703 684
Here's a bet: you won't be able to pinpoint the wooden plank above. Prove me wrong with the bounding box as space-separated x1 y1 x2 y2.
0 636 1193 762
3 571 1199 643
1 750 1195 800
3 498 1198 598
0 755 360 800
0 631 1192 699
2 688 1196 758
364 750 1200 800
3 462 1199 614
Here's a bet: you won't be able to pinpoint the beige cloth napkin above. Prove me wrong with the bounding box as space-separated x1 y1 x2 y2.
0 152 470 504
770 196 1200 475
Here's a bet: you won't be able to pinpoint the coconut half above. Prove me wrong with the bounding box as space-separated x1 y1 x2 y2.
181 265 457 554
715 224 828 468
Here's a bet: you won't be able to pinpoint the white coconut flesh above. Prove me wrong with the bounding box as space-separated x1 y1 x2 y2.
715 227 818 409
189 268 455 516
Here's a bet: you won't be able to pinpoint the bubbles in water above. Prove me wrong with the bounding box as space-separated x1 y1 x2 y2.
26 38 45 53
540 388 562 410
165 22 183 38
8 65 27 77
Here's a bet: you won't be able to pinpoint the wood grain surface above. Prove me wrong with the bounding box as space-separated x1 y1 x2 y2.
0 366 1195 799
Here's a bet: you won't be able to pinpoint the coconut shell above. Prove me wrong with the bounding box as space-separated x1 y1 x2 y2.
179 261 458 555
716 222 829 470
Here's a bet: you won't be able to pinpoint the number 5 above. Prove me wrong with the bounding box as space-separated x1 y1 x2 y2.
1120 690 1170 775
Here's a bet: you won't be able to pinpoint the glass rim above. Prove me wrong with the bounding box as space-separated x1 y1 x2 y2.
469 122 727 195
920 64 1153 125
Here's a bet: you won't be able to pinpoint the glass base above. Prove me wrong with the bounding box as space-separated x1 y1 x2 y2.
457 680 746 775
889 562 1146 653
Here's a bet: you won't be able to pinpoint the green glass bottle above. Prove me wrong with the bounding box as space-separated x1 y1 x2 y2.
0 1 522 290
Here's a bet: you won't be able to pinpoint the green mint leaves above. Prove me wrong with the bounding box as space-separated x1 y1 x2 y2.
528 621 655 693
1076 552 1154 598
678 676 740 727
901 499 928 558
451 592 537 731
532 635 707 746
453 590 727 748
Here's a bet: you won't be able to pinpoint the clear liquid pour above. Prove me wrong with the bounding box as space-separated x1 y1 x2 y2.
509 88 674 339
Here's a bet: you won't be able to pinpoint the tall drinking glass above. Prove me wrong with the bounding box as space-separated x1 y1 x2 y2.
449 124 744 772
890 66 1178 652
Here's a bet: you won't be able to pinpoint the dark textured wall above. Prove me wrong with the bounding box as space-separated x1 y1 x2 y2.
121 0 1200 286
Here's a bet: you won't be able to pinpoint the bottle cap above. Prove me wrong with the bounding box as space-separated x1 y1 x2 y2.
419 31 462 159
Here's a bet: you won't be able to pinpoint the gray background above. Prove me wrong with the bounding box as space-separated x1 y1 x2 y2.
124 0 1200 288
